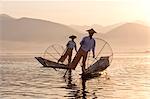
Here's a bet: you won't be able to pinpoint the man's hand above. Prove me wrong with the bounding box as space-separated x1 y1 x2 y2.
93 54 95 58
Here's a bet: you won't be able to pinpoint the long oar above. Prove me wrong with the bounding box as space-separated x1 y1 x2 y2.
63 69 68 77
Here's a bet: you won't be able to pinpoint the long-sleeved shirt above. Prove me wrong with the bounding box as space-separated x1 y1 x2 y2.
80 36 96 52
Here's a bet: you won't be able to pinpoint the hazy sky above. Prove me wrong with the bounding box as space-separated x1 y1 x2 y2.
0 0 150 26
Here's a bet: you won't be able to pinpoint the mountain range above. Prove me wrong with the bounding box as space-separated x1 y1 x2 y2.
101 23 150 52
70 23 123 33
0 14 150 53
0 14 80 43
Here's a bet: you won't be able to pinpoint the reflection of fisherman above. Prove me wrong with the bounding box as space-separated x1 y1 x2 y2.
69 28 96 73
58 35 77 64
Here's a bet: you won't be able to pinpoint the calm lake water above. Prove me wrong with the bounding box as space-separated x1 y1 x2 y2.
0 53 150 99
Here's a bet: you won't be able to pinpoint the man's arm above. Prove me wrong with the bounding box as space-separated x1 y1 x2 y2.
66 41 70 47
92 49 95 58
75 43 77 52
92 40 96 58
80 37 85 46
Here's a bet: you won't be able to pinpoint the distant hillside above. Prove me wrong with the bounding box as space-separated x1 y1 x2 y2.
0 14 81 43
0 14 82 52
69 25 91 33
101 23 150 52
0 14 150 52
69 23 122 33
101 23 123 33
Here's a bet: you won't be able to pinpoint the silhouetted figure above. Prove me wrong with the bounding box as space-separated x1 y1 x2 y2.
69 28 96 74
58 35 77 64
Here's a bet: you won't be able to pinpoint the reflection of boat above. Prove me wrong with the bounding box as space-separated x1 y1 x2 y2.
64 69 89 98
64 69 98 98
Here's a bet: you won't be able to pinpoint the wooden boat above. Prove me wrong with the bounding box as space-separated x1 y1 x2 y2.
83 56 109 75
79 56 110 78
35 56 110 76
35 57 69 69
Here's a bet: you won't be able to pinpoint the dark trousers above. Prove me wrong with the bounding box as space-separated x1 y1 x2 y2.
58 48 73 64
69 47 88 70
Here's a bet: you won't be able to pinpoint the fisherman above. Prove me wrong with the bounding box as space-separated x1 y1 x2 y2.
58 35 77 64
69 28 96 73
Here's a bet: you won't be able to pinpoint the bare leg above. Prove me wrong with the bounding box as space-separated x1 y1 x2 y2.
82 52 88 74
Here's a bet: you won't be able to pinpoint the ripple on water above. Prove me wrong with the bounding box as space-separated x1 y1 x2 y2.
0 54 150 99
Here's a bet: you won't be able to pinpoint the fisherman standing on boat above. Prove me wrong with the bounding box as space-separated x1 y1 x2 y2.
69 28 96 73
58 35 77 64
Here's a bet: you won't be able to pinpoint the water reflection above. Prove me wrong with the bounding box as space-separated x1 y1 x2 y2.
64 69 98 99
1 53 150 99
81 78 87 99
64 69 80 98
64 70 77 89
